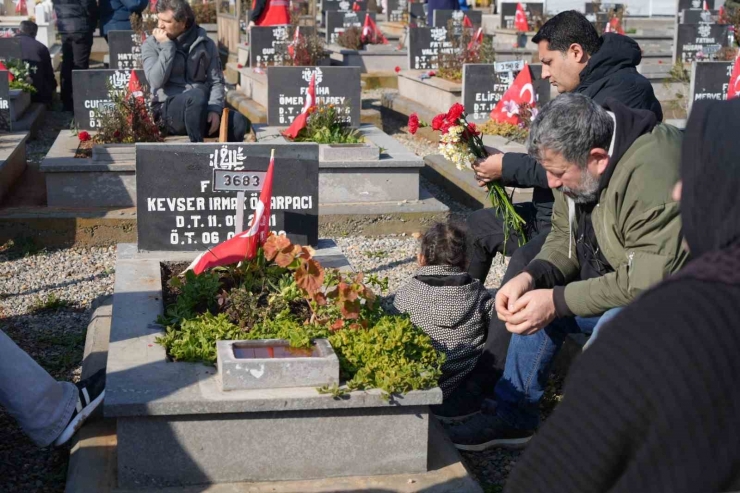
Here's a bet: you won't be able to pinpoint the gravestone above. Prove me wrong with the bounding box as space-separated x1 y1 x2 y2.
386 0 408 22
674 24 730 63
681 9 719 23
462 62 550 123
407 26 454 70
108 30 143 70
322 0 368 12
409 2 426 26
249 25 291 67
0 37 22 61
689 60 733 106
0 26 20 38
678 0 714 10
325 11 376 44
136 143 320 251
0 70 10 131
432 9 482 31
267 66 361 127
72 69 148 130
500 2 543 30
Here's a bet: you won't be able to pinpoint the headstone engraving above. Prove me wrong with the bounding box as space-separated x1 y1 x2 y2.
322 0 368 13
432 9 482 32
689 60 734 109
678 0 714 10
386 0 408 22
0 37 22 61
136 143 320 251
72 69 148 130
674 23 730 63
267 66 361 127
0 70 10 131
407 26 454 70
325 11 375 44
500 2 543 30
681 8 719 24
249 25 291 67
108 30 143 70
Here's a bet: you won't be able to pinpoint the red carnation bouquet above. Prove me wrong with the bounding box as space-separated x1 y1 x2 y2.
410 104 525 247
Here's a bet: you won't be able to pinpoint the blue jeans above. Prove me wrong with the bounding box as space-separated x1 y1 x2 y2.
493 307 623 430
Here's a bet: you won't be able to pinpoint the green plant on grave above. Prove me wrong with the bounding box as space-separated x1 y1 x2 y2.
129 11 158 36
663 62 691 115
192 1 218 24
436 23 495 83
276 13 327 66
478 102 536 144
92 82 164 144
290 103 365 144
5 59 37 94
337 26 365 50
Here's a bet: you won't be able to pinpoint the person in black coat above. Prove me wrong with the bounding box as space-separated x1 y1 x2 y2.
16 22 56 107
54 0 98 111
462 11 663 407
504 97 740 493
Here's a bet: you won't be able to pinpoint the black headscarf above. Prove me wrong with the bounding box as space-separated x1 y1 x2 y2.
676 98 740 284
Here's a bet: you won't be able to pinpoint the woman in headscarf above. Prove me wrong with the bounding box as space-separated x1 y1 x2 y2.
504 97 740 493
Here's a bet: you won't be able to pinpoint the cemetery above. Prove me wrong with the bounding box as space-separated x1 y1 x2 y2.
0 0 739 490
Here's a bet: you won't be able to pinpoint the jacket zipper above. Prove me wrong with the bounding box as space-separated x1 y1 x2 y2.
627 251 635 291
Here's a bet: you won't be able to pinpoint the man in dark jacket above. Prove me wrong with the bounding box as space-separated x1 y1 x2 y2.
100 0 149 38
463 11 663 403
54 0 98 111
16 21 56 107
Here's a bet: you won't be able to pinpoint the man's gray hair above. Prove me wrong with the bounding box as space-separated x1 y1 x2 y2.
157 0 196 27
527 93 614 169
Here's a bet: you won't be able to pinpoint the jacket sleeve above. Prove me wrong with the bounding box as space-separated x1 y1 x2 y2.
501 152 549 189
83 0 99 29
141 38 175 91
120 0 150 14
530 190 580 283
206 40 225 115
250 0 267 22
41 46 56 93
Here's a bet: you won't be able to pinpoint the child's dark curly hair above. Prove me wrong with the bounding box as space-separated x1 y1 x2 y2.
420 222 468 270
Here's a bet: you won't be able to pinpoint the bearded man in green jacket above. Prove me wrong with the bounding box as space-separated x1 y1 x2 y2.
448 93 688 451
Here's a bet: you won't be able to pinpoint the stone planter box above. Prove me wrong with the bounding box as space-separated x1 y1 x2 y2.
397 70 461 116
327 43 408 72
9 89 29 122
217 338 340 391
0 131 28 204
107 242 441 488
92 143 135 163
318 142 380 161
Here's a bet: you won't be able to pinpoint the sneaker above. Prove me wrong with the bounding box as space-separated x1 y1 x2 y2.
446 412 534 451
432 381 484 423
54 369 106 447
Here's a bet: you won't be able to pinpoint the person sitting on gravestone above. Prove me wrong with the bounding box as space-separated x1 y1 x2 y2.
15 21 56 108
447 93 687 451
142 0 250 142
461 11 664 413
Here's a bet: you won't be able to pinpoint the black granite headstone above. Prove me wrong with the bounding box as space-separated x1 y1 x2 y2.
386 0 408 22
0 71 10 131
462 62 550 122
681 8 719 23
72 69 148 130
675 24 730 63
500 2 543 30
409 2 426 26
108 30 143 70
325 11 376 44
0 27 20 39
432 9 482 30
249 25 291 67
267 66 362 127
407 26 454 70
0 37 22 61
690 60 733 104
136 144 319 251
678 0 714 10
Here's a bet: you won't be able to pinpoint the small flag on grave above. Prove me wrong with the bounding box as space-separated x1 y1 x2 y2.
362 14 387 44
728 52 740 99
605 16 624 34
0 61 14 82
187 150 276 274
703 0 710 11
719 5 726 21
288 26 301 60
128 70 145 101
282 73 316 138
490 64 536 125
468 27 484 52
463 14 474 28
352 1 361 11
515 3 529 32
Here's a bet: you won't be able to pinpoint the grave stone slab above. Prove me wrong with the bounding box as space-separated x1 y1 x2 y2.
249 24 290 67
107 30 143 70
689 60 733 108
462 62 549 123
322 0 368 13
681 9 719 23
0 70 10 131
386 0 408 22
408 26 454 70
432 9 482 33
678 0 714 10
0 36 21 61
136 143 320 251
267 66 361 127
675 23 730 63
325 11 376 44
72 69 148 130
500 2 543 30
409 2 426 26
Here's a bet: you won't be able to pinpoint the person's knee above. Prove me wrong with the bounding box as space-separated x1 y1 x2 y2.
185 88 208 109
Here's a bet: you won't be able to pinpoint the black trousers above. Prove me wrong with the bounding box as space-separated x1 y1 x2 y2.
155 89 250 143
60 31 93 112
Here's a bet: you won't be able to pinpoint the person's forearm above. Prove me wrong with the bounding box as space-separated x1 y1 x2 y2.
501 153 549 189
142 42 175 90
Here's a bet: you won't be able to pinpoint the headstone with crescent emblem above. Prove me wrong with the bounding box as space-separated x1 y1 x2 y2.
321 0 368 25
407 26 454 70
674 23 730 63
108 30 143 70
408 2 426 26
136 143 320 252
325 11 376 44
386 0 408 22
0 37 22 62
678 0 714 10
249 25 290 67
0 70 10 132
72 69 148 130
681 9 720 24
266 66 362 128
689 60 734 110
432 9 482 31
500 2 543 30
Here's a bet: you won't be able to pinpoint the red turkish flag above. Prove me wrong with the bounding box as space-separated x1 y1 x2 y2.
150 0 157 12
361 14 387 44
282 73 316 139
490 64 536 125
467 27 484 52
352 1 361 11
515 3 529 32
127 70 145 102
719 5 726 21
462 14 473 28
605 16 624 34
0 61 14 82
288 26 301 59
703 0 709 10
187 153 276 275
728 52 740 99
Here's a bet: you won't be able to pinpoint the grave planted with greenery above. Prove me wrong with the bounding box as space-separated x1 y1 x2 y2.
289 103 365 144
156 234 444 398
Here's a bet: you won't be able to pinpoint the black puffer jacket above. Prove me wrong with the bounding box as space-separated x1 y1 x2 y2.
53 0 99 35
501 33 663 227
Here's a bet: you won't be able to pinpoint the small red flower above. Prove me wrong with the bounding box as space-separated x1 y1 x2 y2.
394 65 401 73
446 103 465 122
113 130 121 138
237 63 244 69
428 70 436 77
432 114 445 131
78 131 91 142
408 113 419 134
440 120 452 134
467 122 478 136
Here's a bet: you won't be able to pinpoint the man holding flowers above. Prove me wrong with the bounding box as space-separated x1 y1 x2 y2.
448 93 687 450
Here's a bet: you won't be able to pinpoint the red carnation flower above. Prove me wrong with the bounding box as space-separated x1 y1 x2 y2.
408 113 420 135
446 103 465 122
237 63 244 69
467 122 478 135
113 130 121 138
428 70 436 77
432 114 445 131
394 65 401 73
440 120 452 134
78 131 91 142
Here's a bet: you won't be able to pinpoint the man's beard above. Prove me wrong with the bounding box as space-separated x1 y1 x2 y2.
559 168 600 204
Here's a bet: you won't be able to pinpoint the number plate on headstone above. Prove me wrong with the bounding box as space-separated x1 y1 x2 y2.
213 170 266 191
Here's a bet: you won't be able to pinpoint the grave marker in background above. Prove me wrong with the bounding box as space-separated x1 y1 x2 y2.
678 0 714 10
407 26 453 70
500 2 543 30
267 66 361 127
325 11 375 44
0 37 22 61
674 23 730 63
409 2 426 26
108 30 143 70
680 9 719 23
136 143 320 251
72 69 148 130
249 25 290 67
432 9 482 31
689 60 733 110
0 70 10 131
386 0 408 22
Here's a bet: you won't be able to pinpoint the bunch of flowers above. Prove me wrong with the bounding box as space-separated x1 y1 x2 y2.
410 103 526 247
